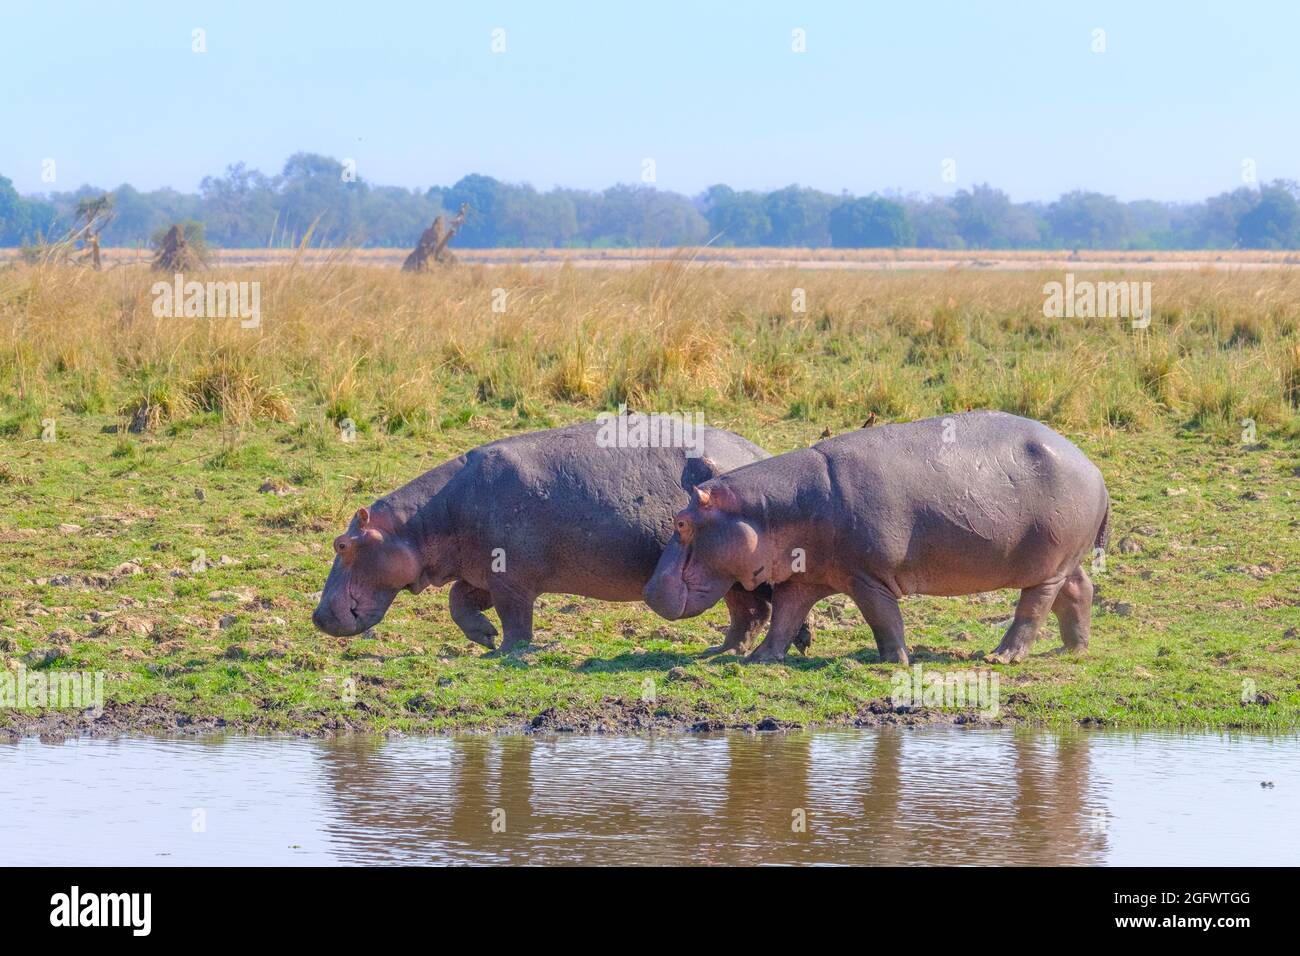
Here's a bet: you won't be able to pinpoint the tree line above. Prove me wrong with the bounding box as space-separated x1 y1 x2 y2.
3 152 1299 250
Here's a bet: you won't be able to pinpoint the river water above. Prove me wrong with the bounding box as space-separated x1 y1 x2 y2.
1 727 1295 865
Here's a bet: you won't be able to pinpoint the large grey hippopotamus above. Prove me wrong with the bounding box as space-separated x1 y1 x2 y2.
312 418 811 655
643 411 1110 665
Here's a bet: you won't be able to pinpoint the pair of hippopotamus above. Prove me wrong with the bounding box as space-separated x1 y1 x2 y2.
312 411 1110 665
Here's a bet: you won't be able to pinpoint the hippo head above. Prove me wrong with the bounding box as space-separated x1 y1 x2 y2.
643 482 766 620
312 506 428 637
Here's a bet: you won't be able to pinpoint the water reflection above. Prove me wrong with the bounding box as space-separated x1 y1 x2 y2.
2 728 1294 866
317 730 1110 865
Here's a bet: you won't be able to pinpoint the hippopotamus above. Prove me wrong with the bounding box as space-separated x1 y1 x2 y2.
311 418 811 655
643 411 1110 665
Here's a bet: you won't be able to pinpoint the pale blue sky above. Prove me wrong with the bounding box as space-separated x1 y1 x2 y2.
2 0 1296 201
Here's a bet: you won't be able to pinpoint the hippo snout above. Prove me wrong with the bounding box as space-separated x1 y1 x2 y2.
311 600 368 637
642 574 688 620
311 604 344 634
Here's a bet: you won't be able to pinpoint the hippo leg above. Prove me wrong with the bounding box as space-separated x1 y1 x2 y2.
987 576 1067 664
1050 566 1093 654
745 582 831 664
489 584 536 655
849 575 909 665
449 580 498 650
702 586 771 657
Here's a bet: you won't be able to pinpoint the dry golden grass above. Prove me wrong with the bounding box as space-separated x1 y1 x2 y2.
6 246 1300 269
2 257 1298 442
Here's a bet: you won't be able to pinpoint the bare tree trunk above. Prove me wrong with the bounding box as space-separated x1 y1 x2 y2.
402 203 469 271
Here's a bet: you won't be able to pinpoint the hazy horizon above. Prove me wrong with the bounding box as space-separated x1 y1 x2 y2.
3 0 1298 202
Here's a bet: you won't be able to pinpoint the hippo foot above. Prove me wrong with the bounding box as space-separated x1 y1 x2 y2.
792 623 814 656
984 644 1030 664
744 645 787 665
700 642 744 658
1050 644 1088 657
463 629 498 651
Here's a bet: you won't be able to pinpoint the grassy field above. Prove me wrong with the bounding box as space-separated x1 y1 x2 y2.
6 246 1300 269
1 259 1298 736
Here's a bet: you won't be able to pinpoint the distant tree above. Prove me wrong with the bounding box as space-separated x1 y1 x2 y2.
1124 199 1178 249
0 175 32 245
1194 187 1259 248
592 184 707 247
8 156 1300 251
1236 181 1300 249
828 196 914 247
906 197 964 249
445 174 506 246
198 163 280 246
763 185 835 246
1045 191 1130 248
275 152 368 244
700 184 771 245
951 184 1039 248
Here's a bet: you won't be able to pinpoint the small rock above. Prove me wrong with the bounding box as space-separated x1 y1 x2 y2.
57 523 81 535
667 667 689 682
23 647 64 667
112 560 143 577
1118 536 1142 554
119 616 155 637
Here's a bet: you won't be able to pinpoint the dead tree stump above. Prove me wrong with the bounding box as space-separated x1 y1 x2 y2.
403 203 469 271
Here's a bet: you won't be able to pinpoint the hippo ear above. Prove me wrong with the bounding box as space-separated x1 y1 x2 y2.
354 507 370 529
681 456 721 491
694 482 740 513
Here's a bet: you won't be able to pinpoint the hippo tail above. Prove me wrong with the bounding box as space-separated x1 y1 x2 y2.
1094 498 1111 554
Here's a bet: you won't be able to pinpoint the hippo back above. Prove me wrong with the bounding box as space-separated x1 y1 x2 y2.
420 419 770 600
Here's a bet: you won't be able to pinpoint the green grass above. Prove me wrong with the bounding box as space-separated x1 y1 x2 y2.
2 401 1297 735
2 263 1298 735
